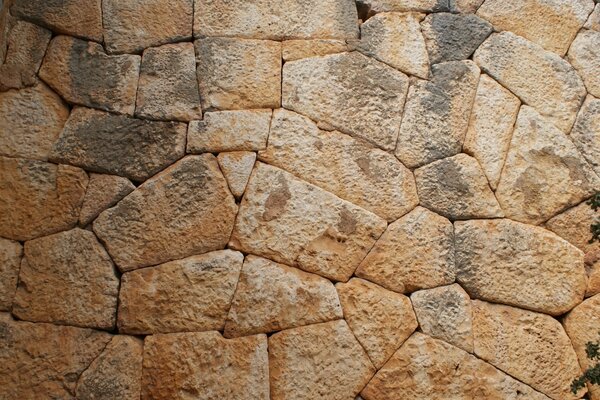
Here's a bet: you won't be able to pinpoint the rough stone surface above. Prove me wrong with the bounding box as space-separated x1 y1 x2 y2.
336 278 418 368
585 4 600 30
259 109 418 222
230 162 387 282
0 238 21 311
50 107 187 182
474 32 586 132
586 256 600 297
217 151 256 199
282 39 349 61
567 29 600 98
142 331 269 400
360 0 449 12
455 219 587 315
356 206 455 293
269 320 375 400
39 36 140 115
94 155 237 272
79 173 135 226
571 96 600 178
395 60 480 168
283 51 409 151
196 37 281 110
449 0 485 13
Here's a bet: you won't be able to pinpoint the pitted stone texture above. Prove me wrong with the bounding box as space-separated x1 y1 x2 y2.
118 250 243 334
217 151 256 199
0 238 21 311
142 331 269 400
477 0 594 56
135 43 201 122
224 255 342 338
0 314 112 400
50 107 186 182
463 74 520 190
76 336 143 400
395 60 480 168
336 278 418 369
585 4 600 30
415 154 503 220
356 12 430 79
79 174 135 226
283 51 409 151
585 254 600 297
362 332 551 400
194 0 358 40
472 300 585 400
230 162 386 282
259 109 418 222
496 106 600 224
102 0 192 54
474 32 586 133
356 206 454 293
269 320 375 400
455 219 587 315
572 97 600 178
449 0 485 13
568 30 600 98
0 157 88 241
187 109 272 153
196 38 281 110
360 0 449 12
0 82 69 161
39 36 140 115
282 39 349 61
94 155 237 272
411 284 473 353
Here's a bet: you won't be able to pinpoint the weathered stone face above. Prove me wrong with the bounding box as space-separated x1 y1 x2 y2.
571 97 600 178
567 29 600 99
217 151 256 200
0 238 22 311
360 0 449 12
585 3 600 30
282 39 349 61
79 173 135 226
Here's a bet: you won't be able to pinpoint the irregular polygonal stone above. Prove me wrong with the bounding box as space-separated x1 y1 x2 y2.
102 0 192 54
421 13 492 64
259 109 418 222
336 278 417 368
474 32 586 132
496 106 600 224
449 0 485 13
362 332 551 400
415 153 503 220
0 157 88 241
0 82 69 160
282 39 349 61
79 173 135 226
283 51 409 151
472 300 585 400
356 206 454 293
195 37 281 110
571 97 600 178
0 238 21 311
39 36 140 115
186 109 272 153
217 151 256 199
360 0 449 12
230 162 387 282
410 283 473 353
395 60 480 168
463 74 520 190
568 30 600 98
142 331 269 400
586 255 600 297
76 336 143 400
585 4 600 30
455 219 587 315
269 320 375 400
50 107 186 182
94 155 237 271
135 43 201 122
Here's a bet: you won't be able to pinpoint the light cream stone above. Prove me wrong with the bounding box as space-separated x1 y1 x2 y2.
571 97 600 178
230 162 387 282
217 151 256 199
79 173 135 226
282 39 349 61
336 278 418 368
361 0 449 12
568 30 600 98
356 206 454 293
585 4 600 30
0 238 21 311
449 0 485 13
455 219 587 316
259 109 418 222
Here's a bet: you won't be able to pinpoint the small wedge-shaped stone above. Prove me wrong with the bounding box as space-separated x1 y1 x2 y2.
356 206 454 293
39 36 140 115
118 250 243 334
360 0 449 12
76 336 143 400
142 331 269 400
50 107 186 182
230 162 386 282
474 32 586 132
496 106 600 224
585 4 600 30
79 174 135 226
0 157 88 241
473 300 585 400
283 52 409 151
260 109 418 222
282 39 349 61
362 332 551 400
336 278 418 369
269 320 376 400
568 30 600 98
94 155 237 271
572 97 600 178
224 255 342 337
395 60 480 168
217 151 256 199
415 153 504 219
0 238 21 311
455 219 587 315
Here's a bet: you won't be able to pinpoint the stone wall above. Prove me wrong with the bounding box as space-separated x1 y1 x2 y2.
0 0 599 399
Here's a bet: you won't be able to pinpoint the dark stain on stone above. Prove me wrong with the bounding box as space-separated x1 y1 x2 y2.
262 174 291 222
338 207 357 235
